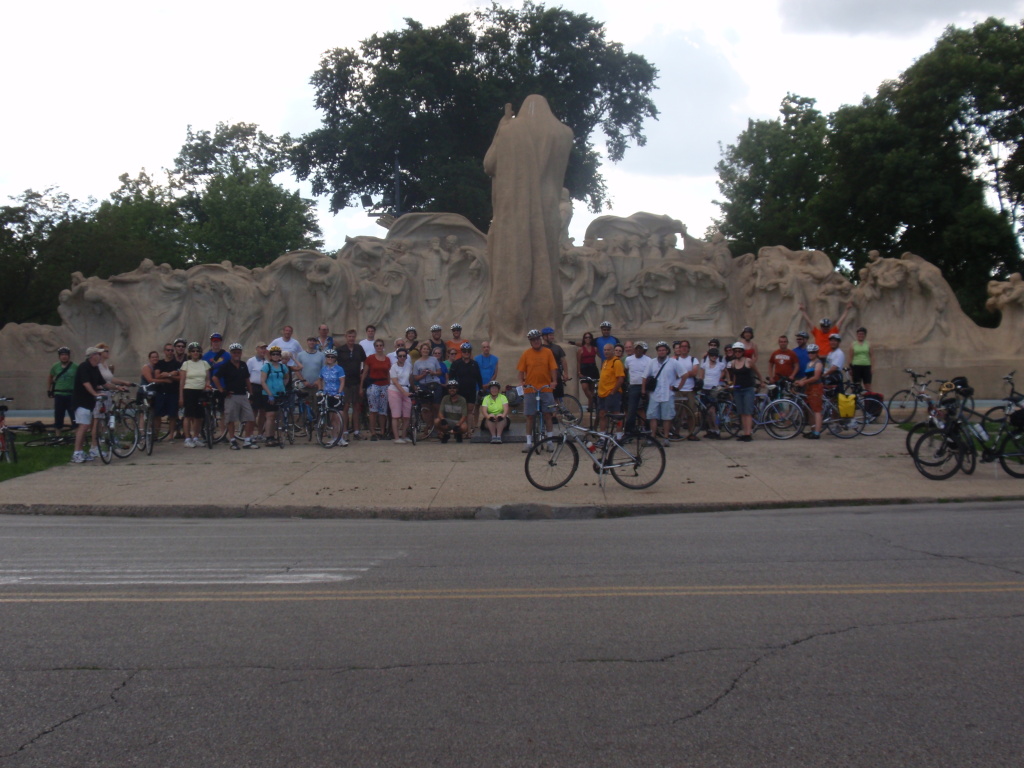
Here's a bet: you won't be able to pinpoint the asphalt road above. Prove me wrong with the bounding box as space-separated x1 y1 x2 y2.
1 503 1022 767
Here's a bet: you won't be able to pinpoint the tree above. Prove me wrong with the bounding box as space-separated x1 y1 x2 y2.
713 94 828 258
292 1 659 231
714 18 1023 323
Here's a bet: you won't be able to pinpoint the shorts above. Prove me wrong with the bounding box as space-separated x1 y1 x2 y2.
224 393 255 423
851 365 872 385
597 392 622 413
367 384 389 415
387 388 412 418
343 382 361 407
153 389 178 419
182 388 205 420
74 406 94 425
734 386 755 416
249 388 267 412
648 399 675 421
524 390 555 416
805 382 823 412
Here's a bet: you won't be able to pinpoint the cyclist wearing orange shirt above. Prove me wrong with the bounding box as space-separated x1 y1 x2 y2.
517 329 558 453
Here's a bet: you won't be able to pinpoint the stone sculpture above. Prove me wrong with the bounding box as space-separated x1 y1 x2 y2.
484 95 574 346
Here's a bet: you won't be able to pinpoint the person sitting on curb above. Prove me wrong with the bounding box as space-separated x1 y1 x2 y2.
436 380 469 444
480 380 510 444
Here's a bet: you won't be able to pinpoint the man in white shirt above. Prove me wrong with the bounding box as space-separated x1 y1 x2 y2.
246 342 268 436
673 340 702 441
644 341 684 447
359 325 378 357
824 333 846 389
269 325 303 367
699 346 726 438
623 342 651 433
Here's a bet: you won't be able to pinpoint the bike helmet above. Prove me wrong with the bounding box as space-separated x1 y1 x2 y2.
173 338 187 346
655 340 671 351
324 348 338 358
228 343 243 351
741 325 754 336
731 342 746 350
210 332 223 340
527 329 542 339
806 343 820 353
405 326 416 334
708 338 720 346
57 346 71 355
487 380 500 390
460 342 472 351
541 327 555 335
795 330 809 339
599 321 612 329
635 341 648 351
187 342 202 352
819 317 832 328
267 345 282 354
828 333 842 341
447 379 460 388
450 323 462 331
430 324 442 332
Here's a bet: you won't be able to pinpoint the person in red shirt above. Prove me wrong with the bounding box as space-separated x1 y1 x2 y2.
768 335 800 383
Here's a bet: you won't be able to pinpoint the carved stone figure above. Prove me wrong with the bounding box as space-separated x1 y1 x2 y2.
484 95 574 345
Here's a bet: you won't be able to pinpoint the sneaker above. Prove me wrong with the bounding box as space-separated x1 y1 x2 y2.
686 434 701 442
803 431 820 440
71 451 86 464
352 431 362 440
229 440 240 451
491 437 502 444
242 441 260 450
370 434 379 442
522 442 533 453
738 435 752 442
393 438 404 444
254 434 266 442
662 439 671 448
89 446 100 458
337 437 349 447
455 433 463 443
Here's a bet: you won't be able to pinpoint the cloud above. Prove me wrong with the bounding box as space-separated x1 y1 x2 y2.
779 0 1024 35
613 29 749 178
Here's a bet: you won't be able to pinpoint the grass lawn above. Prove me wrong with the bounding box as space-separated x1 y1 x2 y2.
0 439 75 482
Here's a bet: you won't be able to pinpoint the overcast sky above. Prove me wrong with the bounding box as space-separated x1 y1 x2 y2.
3 0 1022 249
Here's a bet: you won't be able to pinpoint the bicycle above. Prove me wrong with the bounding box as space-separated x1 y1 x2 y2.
313 391 347 447
91 395 115 464
788 386 865 439
407 387 436 445
888 369 974 425
844 377 889 437
108 388 140 459
0 397 17 464
135 383 158 456
909 381 987 479
524 422 666 491
521 384 559 450
983 371 1022 425
714 383 806 440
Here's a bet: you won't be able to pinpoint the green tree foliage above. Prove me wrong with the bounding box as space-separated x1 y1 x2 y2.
713 95 828 258
714 18 1023 323
1 123 323 326
292 1 659 230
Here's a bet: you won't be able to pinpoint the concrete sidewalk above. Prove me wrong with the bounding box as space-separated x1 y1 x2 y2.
2 425 1022 519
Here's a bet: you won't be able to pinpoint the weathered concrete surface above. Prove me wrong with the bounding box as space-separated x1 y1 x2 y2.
2 427 1020 519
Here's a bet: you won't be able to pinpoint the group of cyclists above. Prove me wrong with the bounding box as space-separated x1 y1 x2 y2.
51 305 870 462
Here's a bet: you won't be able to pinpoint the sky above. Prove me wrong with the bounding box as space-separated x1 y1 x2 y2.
3 0 1022 249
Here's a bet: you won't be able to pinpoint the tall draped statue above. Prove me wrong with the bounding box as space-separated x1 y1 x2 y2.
484 95 574 345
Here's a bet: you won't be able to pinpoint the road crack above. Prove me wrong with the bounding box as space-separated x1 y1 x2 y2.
3 669 138 759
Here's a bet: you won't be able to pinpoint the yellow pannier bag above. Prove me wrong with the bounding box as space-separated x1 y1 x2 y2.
838 393 856 418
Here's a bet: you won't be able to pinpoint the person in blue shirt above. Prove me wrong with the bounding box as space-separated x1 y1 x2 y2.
202 333 230 367
595 321 619 361
316 349 348 446
474 341 499 390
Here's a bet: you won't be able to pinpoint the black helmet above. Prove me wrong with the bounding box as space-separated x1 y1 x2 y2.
460 342 472 351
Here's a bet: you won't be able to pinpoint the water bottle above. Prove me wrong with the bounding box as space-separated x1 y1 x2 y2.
585 440 597 454
971 423 989 442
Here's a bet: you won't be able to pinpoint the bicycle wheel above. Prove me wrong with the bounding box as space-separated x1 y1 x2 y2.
416 404 434 441
904 421 933 454
609 435 666 490
556 394 584 425
998 429 1024 478
762 399 805 440
911 428 963 480
23 435 63 448
408 410 418 445
96 423 113 464
525 437 579 490
718 401 740 438
957 425 978 475
857 396 889 436
826 401 864 439
315 415 335 448
111 414 139 458
984 405 1008 425
887 389 917 424
668 401 698 441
